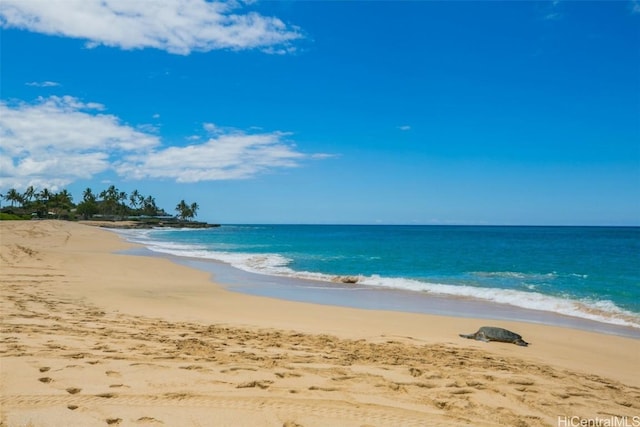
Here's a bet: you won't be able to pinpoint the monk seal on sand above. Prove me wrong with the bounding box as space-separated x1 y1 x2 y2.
459 326 529 347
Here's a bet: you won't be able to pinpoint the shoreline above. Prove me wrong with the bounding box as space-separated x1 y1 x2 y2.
2 220 639 426
110 224 640 333
123 246 640 339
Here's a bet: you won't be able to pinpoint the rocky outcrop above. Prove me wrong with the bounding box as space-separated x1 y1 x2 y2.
81 220 220 229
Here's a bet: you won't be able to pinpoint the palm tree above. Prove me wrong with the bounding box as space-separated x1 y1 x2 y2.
32 188 52 217
23 185 36 204
142 195 158 216
77 188 99 220
117 190 128 218
57 189 73 205
83 187 96 203
129 189 141 210
56 189 73 208
136 192 145 211
176 200 190 221
175 200 199 221
190 202 199 219
99 185 117 201
50 190 73 218
99 185 119 216
3 188 23 207
38 188 52 204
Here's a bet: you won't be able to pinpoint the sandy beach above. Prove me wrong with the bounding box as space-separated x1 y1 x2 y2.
1 220 638 427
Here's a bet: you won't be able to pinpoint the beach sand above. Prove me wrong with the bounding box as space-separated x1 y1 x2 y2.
1 220 638 427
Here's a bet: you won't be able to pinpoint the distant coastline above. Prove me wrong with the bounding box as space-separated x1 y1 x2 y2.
80 219 220 229
1 184 213 228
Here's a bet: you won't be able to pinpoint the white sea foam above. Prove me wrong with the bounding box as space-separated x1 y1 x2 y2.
115 229 640 330
115 229 294 276
356 275 640 329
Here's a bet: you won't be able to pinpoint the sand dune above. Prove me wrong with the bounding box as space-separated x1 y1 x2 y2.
1 221 639 426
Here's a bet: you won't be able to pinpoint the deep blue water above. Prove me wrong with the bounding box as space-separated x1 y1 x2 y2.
118 225 640 329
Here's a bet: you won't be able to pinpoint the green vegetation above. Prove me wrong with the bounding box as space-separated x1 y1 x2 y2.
0 185 209 227
175 200 199 221
0 212 28 221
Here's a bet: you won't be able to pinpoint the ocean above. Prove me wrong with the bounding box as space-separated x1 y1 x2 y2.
116 225 640 333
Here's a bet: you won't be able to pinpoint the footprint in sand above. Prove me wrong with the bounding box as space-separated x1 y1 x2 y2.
136 417 164 425
236 380 273 389
408 367 422 377
38 377 53 383
308 385 338 392
66 387 82 394
97 393 117 399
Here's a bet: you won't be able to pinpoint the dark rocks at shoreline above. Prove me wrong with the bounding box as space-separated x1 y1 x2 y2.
81 220 220 229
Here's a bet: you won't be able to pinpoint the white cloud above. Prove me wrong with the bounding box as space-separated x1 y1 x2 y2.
632 0 640 14
0 96 327 190
26 81 60 87
0 96 159 190
398 125 411 131
116 131 306 182
203 122 221 134
0 0 302 55
540 0 562 21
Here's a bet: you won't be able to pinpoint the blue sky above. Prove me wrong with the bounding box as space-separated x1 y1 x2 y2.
1 1 638 225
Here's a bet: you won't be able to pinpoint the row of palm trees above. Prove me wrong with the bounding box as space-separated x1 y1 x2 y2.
74 185 166 220
2 186 75 219
1 185 200 222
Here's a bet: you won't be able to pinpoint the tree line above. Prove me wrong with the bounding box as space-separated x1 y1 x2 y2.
1 185 199 222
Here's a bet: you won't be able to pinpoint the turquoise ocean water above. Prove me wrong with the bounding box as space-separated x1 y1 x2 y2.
118 225 640 330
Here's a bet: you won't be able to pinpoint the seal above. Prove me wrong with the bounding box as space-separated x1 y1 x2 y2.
459 326 529 346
